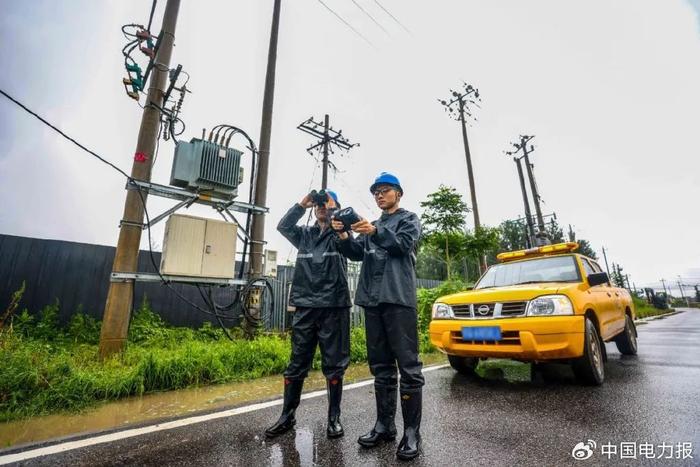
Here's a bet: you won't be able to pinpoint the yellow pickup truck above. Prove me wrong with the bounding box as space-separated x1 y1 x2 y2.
429 242 637 385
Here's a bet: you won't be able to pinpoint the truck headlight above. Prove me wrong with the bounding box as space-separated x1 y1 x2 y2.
432 302 454 319
527 295 574 316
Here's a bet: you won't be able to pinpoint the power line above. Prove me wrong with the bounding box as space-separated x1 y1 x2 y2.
0 88 131 180
373 0 411 35
316 0 376 48
349 0 390 35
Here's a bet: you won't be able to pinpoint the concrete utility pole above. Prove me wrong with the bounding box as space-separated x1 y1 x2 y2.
520 137 546 239
297 115 357 190
601 246 611 277
322 114 330 188
660 278 670 297
249 0 281 277
506 135 548 245
510 156 535 247
439 83 487 272
99 0 181 359
677 276 689 305
245 0 282 338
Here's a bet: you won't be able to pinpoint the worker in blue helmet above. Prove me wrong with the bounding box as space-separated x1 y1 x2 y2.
266 189 351 440
332 172 425 460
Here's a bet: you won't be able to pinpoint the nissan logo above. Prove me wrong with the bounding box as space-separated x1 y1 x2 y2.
477 305 490 316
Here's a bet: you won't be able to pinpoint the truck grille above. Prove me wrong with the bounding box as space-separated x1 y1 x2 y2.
451 330 521 345
452 301 528 319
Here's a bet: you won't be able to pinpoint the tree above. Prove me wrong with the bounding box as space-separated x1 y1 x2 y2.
611 263 626 288
565 224 597 259
420 185 469 234
546 218 565 243
576 239 597 259
420 185 470 278
499 219 529 252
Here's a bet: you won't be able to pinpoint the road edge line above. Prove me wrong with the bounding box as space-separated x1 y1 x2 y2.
0 364 448 465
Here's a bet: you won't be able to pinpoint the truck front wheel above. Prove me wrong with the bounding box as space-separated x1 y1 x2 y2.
572 318 605 385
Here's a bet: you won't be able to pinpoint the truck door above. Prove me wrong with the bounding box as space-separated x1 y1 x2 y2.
582 258 616 340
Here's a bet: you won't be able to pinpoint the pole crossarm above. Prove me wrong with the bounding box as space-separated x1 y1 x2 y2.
297 117 357 151
297 114 358 190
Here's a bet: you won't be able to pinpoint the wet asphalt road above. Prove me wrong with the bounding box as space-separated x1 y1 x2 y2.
4 309 700 466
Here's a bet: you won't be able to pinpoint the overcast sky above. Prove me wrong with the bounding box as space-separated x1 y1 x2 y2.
1 0 698 295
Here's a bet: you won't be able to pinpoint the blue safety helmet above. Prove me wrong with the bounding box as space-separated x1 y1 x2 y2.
370 172 403 195
326 189 340 207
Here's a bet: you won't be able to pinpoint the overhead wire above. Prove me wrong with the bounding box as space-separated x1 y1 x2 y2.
0 88 272 338
0 88 131 180
146 0 158 33
349 0 390 35
373 0 412 35
316 0 376 48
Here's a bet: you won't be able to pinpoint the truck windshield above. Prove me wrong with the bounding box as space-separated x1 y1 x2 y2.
475 255 580 289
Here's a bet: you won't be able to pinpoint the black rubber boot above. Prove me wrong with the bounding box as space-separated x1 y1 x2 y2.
326 378 344 438
396 391 422 460
265 378 304 438
357 385 397 447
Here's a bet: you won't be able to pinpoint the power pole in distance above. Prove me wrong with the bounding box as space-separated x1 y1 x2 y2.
99 0 181 359
246 0 282 338
297 115 357 190
601 246 611 277
677 275 688 305
507 135 548 244
504 149 535 247
439 82 487 272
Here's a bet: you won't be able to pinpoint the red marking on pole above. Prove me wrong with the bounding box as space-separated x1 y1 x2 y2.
134 152 148 163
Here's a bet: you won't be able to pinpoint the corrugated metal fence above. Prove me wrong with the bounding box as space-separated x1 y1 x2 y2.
0 234 442 332
267 263 442 331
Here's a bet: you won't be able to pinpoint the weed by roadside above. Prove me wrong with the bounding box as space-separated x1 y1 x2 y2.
0 288 438 423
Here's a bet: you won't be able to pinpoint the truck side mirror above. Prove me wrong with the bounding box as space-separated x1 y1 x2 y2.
587 272 609 287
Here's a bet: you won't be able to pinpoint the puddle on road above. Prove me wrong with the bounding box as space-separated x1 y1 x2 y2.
0 354 446 448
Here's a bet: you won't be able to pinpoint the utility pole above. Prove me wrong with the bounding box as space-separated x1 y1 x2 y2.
297 115 357 190
439 82 487 272
98 0 180 359
677 276 688 306
515 157 535 246
660 278 670 297
601 246 611 277
506 152 535 247
507 135 548 245
521 137 546 241
322 114 329 188
246 0 282 338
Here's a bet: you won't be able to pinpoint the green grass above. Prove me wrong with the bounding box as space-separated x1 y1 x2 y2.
0 293 439 423
633 296 674 319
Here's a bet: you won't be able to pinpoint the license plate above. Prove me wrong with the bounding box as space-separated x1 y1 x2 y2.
462 326 502 341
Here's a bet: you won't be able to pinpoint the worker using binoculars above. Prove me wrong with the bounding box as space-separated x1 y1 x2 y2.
266 189 351 440
332 172 425 461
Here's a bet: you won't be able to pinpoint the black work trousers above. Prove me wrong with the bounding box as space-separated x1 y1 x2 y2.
284 307 350 381
364 303 425 393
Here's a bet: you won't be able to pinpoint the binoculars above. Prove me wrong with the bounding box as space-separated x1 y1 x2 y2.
332 207 362 232
309 189 330 206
